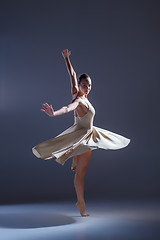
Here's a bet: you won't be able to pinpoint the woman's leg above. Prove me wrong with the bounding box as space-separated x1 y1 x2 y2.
74 150 91 216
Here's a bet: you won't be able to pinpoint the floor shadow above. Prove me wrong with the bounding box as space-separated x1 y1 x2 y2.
0 213 76 229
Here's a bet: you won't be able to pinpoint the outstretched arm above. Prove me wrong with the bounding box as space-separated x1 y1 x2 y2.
41 100 79 117
62 49 79 95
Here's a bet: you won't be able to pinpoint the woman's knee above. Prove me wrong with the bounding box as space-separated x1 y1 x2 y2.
76 166 88 176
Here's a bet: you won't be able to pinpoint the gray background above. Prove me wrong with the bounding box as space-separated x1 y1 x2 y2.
0 0 159 204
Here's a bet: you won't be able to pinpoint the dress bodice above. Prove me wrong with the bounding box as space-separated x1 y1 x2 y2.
74 99 95 129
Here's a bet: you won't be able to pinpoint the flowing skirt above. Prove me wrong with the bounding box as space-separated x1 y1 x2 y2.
32 124 131 165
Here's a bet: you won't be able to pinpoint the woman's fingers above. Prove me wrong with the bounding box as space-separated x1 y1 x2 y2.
42 103 49 106
45 102 50 106
41 108 49 115
42 105 48 110
42 103 49 109
62 49 71 57
41 103 53 112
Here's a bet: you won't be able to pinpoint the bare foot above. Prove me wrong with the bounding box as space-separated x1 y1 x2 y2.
75 201 90 217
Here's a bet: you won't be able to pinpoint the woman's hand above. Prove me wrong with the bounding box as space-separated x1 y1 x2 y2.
62 49 71 59
41 103 54 117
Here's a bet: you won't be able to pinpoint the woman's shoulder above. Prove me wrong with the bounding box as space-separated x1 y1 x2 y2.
72 93 83 101
72 95 87 105
73 97 83 104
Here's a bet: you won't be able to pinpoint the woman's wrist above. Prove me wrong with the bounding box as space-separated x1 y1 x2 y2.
64 55 69 60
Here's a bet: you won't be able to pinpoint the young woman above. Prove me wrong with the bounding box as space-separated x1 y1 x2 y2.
32 49 130 217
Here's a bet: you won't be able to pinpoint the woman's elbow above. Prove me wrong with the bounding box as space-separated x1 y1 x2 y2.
72 70 76 77
65 106 71 113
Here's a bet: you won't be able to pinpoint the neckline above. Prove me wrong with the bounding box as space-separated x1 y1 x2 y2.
75 100 90 119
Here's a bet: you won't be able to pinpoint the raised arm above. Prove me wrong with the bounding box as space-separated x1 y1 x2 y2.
62 49 79 95
41 100 79 117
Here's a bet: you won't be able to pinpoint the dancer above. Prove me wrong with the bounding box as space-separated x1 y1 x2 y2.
32 49 130 217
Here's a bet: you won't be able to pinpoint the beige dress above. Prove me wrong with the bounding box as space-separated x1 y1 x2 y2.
32 99 131 165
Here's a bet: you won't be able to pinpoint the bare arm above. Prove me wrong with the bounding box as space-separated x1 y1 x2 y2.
62 49 79 95
41 100 79 117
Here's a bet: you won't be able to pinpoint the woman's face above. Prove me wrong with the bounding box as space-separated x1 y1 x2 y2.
79 78 92 95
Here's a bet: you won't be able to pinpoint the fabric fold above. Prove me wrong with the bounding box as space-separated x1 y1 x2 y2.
32 98 131 165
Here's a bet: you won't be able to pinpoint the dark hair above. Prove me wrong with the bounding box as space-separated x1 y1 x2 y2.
71 73 91 103
78 73 90 84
